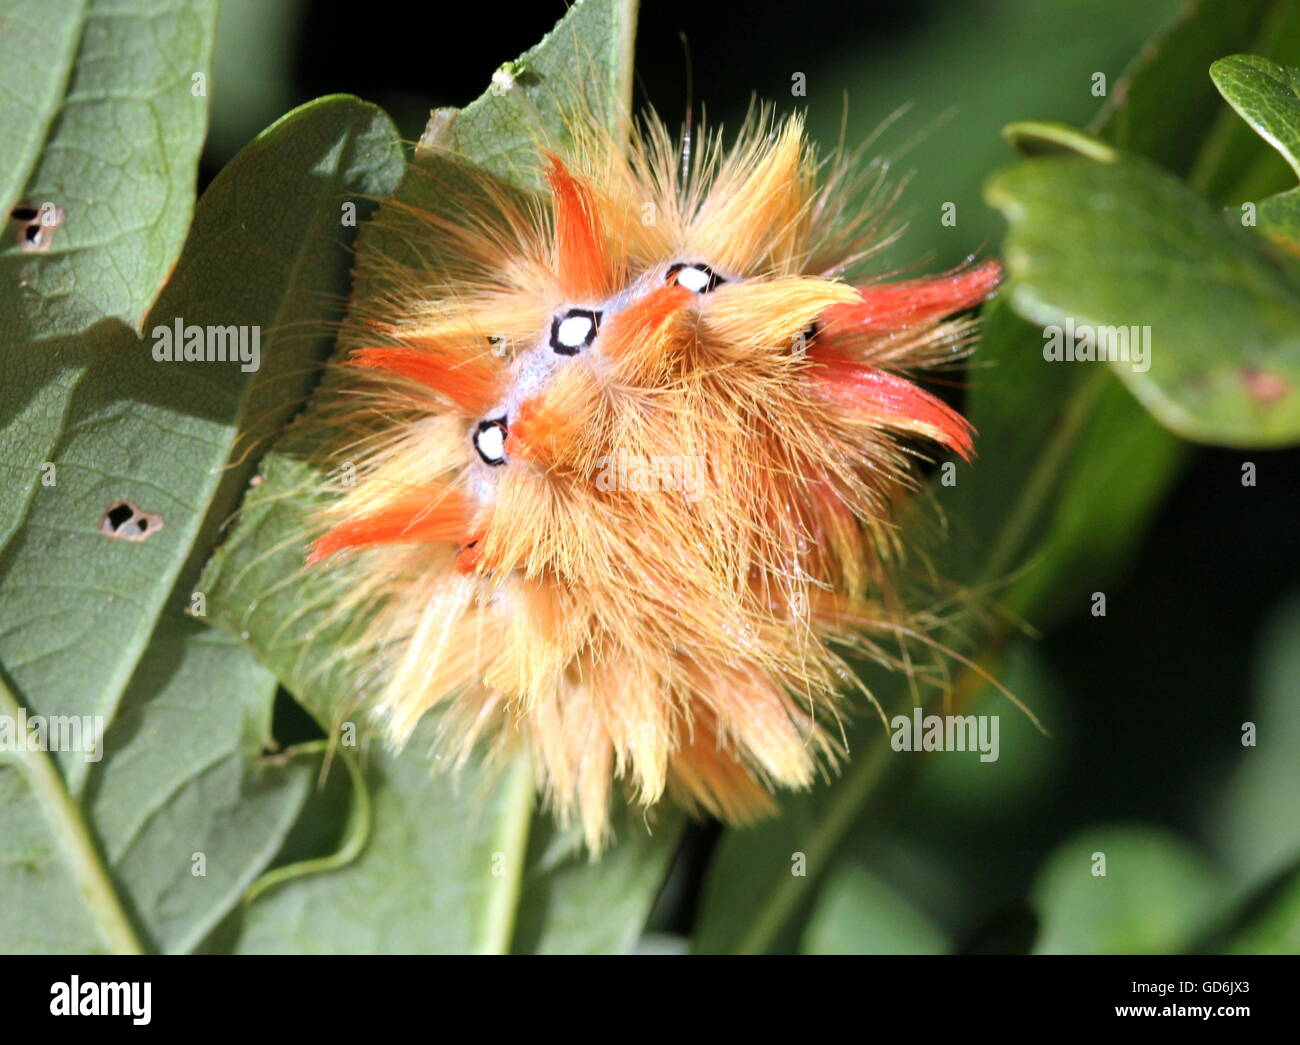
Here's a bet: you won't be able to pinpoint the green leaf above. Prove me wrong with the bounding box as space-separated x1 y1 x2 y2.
511 806 684 954
991 348 1185 627
1093 0 1295 190
1031 826 1230 954
908 644 1062 821
692 726 896 955
1 622 310 955
1002 121 1117 162
446 0 639 187
202 0 681 954
0 95 406 953
1212 55 1300 181
226 748 679 954
0 0 217 339
988 152 1300 447
801 864 951 955
1212 53 1300 253
227 743 537 954
84 626 317 954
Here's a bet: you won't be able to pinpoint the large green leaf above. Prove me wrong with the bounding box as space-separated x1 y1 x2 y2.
82 626 317 954
987 152 1300 447
0 95 406 953
511 806 683 954
0 0 216 339
201 0 682 954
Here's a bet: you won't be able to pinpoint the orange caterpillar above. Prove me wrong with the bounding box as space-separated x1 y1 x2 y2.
307 108 1000 850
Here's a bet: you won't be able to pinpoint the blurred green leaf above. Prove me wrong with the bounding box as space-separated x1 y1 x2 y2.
693 783 823 954
988 152 1300 447
910 645 1062 819
1094 0 1297 194
995 354 1184 626
1220 860 1300 953
811 0 1185 272
506 806 683 954
0 94 405 953
1003 121 1117 161
207 0 304 165
1209 590 1300 884
201 0 682 954
801 864 951 955
1032 826 1229 953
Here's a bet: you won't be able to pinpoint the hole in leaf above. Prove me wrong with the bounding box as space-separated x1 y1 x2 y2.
100 501 163 542
12 202 66 253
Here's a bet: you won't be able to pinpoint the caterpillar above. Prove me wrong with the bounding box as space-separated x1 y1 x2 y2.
304 98 1000 851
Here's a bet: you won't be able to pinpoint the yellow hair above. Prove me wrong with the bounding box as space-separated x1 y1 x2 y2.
306 107 1000 850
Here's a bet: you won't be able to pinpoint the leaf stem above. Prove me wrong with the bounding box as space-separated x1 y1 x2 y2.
0 676 144 954
479 752 535 955
243 741 372 905
730 738 893 954
978 365 1110 586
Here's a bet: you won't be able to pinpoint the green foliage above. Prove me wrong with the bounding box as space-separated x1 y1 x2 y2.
0 69 409 947
1031 827 1230 954
1 0 1296 955
1213 53 1300 249
988 152 1300 447
801 865 951 955
989 17 1300 447
197 0 680 955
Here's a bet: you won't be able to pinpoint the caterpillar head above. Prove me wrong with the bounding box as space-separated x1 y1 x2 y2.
308 112 999 849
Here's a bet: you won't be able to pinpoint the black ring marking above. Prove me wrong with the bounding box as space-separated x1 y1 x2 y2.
549 308 603 355
473 415 509 466
666 262 725 294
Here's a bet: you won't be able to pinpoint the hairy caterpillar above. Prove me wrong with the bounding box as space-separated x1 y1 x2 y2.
303 90 1000 851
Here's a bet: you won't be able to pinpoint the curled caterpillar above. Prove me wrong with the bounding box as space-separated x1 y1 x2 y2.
306 105 1000 851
